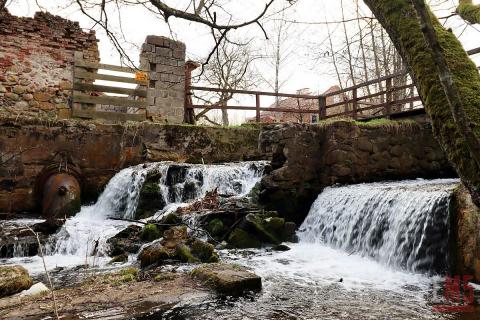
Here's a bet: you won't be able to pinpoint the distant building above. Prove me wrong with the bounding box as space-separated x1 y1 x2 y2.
248 86 348 123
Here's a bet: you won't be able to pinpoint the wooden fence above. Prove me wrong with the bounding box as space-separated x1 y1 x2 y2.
186 47 480 123
72 52 148 122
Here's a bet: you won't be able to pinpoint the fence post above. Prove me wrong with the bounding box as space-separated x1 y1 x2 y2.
318 95 327 120
255 94 261 122
183 61 198 124
385 77 392 117
352 88 358 120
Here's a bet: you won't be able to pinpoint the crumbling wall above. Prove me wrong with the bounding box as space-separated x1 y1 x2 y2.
0 10 99 118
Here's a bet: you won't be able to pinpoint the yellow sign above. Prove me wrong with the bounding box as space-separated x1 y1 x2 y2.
135 72 148 83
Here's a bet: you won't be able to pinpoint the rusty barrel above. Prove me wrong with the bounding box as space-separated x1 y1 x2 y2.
41 173 81 226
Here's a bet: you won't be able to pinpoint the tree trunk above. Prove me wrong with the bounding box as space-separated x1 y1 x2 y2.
363 0 480 206
457 0 480 24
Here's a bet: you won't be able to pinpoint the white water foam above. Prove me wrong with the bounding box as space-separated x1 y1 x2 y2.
298 178 460 273
6 161 266 274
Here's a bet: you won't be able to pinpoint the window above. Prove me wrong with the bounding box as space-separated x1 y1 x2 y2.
311 115 318 123
333 95 341 104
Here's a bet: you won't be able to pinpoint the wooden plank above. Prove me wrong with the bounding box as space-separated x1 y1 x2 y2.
255 94 261 122
318 96 327 119
75 60 142 73
352 88 358 120
190 86 319 99
73 83 147 97
189 104 320 113
74 69 146 85
73 93 147 108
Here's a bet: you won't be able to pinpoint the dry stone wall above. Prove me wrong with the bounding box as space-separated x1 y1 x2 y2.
0 10 99 118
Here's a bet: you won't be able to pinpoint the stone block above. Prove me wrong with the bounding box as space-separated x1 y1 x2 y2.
155 47 172 57
142 43 154 53
145 35 168 47
172 49 185 59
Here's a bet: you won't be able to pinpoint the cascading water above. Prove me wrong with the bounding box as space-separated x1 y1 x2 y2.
5 161 266 274
297 179 459 273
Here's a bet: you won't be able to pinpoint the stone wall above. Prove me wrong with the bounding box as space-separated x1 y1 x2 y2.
259 120 455 223
0 116 264 215
0 10 99 118
451 185 480 281
141 36 185 123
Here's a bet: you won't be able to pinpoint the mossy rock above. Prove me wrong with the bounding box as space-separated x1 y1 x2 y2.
191 263 262 296
135 180 166 220
245 213 281 245
190 239 219 263
108 253 128 264
0 265 33 297
265 217 285 232
157 213 183 232
207 218 225 237
227 228 261 249
141 224 162 242
175 244 200 263
138 243 172 268
107 225 143 256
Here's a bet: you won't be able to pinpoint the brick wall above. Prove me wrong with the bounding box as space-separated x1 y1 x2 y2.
0 9 99 118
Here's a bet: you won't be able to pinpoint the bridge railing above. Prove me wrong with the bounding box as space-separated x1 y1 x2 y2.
323 47 480 120
185 47 480 124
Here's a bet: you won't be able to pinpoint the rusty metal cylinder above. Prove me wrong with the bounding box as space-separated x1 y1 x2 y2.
41 173 81 225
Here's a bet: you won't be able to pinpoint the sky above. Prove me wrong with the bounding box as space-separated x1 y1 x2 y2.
6 0 480 123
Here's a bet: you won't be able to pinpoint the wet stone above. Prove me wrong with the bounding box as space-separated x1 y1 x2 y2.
191 263 262 296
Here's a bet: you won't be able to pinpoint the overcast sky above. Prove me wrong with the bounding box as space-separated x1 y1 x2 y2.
6 0 480 123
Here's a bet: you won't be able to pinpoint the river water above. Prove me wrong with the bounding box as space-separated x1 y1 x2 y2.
0 163 474 319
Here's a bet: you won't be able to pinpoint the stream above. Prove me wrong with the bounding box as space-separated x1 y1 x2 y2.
1 162 476 319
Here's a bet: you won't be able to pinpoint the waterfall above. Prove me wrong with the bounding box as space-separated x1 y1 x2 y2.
45 161 266 258
298 179 459 273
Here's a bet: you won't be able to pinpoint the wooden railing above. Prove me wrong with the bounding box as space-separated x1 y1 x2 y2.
187 86 321 123
186 47 480 123
72 52 148 122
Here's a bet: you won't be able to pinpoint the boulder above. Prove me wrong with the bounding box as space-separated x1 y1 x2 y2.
191 263 262 296
107 225 143 256
0 265 33 298
135 171 166 220
138 226 219 268
227 228 261 249
140 223 162 242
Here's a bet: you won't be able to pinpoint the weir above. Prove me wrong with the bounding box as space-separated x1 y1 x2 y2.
6 161 267 268
298 179 459 273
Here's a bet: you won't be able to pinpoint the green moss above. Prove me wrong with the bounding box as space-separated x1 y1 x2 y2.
0 266 33 298
227 228 261 249
266 217 285 233
190 239 219 263
154 273 176 282
245 214 281 245
138 244 171 268
364 0 480 206
207 218 225 237
457 0 480 24
141 223 162 242
175 244 200 263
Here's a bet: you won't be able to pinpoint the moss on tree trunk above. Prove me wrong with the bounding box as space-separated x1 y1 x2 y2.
363 0 480 205
457 0 480 24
